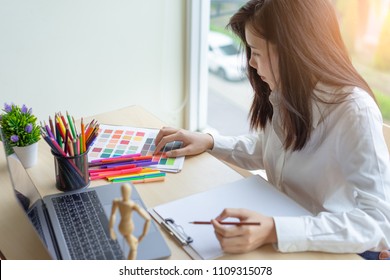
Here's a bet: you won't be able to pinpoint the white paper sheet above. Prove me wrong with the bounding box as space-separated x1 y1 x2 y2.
150 175 312 259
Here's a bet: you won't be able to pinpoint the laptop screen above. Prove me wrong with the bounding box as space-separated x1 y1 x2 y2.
0 128 42 211
0 128 53 259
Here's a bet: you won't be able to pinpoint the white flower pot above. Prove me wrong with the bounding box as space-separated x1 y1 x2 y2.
13 142 39 169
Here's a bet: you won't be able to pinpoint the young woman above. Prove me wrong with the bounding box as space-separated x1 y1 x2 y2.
155 0 390 259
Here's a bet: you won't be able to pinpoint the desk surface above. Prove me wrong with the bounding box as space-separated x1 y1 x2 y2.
1 105 360 260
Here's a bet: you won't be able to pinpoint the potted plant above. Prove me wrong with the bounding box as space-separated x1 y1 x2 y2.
0 103 41 168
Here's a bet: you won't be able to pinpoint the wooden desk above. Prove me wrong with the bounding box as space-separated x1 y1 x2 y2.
1 105 360 260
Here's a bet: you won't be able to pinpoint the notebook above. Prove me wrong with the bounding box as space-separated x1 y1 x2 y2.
148 175 312 260
0 129 171 260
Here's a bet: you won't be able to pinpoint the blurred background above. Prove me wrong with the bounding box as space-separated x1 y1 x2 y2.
207 0 390 136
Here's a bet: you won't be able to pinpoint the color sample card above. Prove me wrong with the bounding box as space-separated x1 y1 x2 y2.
87 124 184 172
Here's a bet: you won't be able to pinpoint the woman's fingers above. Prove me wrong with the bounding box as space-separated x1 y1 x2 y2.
211 208 277 253
154 127 214 157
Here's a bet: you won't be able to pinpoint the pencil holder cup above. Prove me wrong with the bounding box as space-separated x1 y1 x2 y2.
51 151 90 192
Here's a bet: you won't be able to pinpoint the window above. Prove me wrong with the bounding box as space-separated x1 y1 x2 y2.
206 0 390 136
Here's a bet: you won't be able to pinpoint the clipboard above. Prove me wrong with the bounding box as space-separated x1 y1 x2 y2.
148 175 313 260
146 215 204 260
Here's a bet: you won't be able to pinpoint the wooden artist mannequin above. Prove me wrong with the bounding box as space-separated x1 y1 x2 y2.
109 183 151 260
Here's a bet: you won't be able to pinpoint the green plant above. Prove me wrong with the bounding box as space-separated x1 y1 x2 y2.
0 103 41 147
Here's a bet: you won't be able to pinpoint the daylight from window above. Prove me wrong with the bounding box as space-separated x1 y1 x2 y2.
207 0 390 136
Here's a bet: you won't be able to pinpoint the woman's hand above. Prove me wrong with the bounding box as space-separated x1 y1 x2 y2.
211 208 277 254
379 250 390 260
154 127 214 157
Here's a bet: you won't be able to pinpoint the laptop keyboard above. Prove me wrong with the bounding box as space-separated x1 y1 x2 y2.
52 190 124 260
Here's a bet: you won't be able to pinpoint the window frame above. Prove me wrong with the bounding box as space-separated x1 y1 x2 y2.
185 0 210 131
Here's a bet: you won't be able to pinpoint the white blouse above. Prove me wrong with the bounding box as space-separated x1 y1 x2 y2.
209 84 390 253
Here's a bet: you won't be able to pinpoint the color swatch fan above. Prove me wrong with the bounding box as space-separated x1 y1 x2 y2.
87 124 184 173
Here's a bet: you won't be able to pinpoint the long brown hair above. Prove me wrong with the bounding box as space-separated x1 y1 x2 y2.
228 0 374 150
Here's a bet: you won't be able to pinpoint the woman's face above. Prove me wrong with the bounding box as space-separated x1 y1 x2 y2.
245 24 279 91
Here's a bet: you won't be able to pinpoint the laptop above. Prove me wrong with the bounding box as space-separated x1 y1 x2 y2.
0 129 171 260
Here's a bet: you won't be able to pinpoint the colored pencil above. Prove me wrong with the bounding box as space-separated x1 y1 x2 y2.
107 169 162 178
49 116 56 139
44 123 55 139
88 157 154 168
89 166 143 178
90 153 142 164
64 128 69 155
84 119 95 140
59 113 68 132
66 111 76 139
88 163 137 173
101 155 152 163
81 118 86 153
131 177 166 184
55 117 65 141
109 171 166 182
56 114 66 139
112 175 166 184
133 161 159 167
55 123 63 149
67 138 74 157
96 160 156 169
107 167 155 174
86 123 99 149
